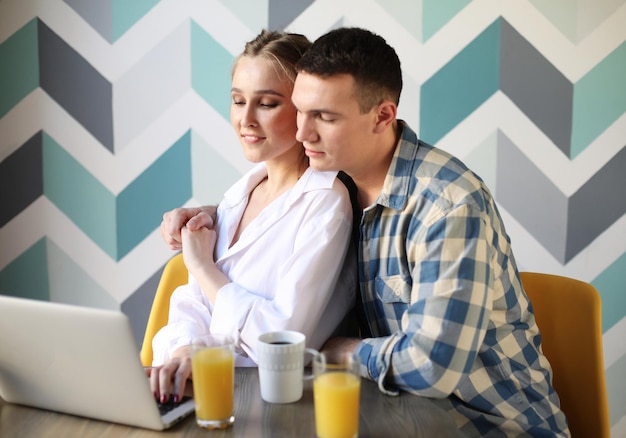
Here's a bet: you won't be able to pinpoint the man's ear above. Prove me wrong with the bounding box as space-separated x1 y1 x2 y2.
373 101 397 133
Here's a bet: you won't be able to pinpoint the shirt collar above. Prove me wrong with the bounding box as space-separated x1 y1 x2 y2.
222 162 338 208
375 120 420 211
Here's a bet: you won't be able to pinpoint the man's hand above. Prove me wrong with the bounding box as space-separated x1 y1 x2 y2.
160 206 217 250
320 337 362 364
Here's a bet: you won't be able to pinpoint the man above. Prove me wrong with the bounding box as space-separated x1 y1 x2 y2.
161 28 569 437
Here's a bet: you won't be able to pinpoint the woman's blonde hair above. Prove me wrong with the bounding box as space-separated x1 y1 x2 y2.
234 29 311 83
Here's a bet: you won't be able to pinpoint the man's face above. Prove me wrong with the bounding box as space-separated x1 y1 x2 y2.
292 73 378 177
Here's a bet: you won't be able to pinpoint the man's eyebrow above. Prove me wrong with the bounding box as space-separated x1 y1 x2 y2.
231 87 286 97
297 107 342 116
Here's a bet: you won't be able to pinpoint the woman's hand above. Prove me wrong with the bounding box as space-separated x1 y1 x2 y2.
148 346 192 404
181 225 217 274
160 206 217 250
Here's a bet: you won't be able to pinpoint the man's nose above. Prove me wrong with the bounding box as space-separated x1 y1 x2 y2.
296 114 314 142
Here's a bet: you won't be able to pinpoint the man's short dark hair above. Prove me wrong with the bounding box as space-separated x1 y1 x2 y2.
296 27 402 112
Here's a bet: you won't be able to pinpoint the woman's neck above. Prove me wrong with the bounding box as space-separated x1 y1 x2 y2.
263 152 308 198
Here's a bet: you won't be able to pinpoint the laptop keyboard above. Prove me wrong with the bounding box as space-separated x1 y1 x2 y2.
158 396 193 415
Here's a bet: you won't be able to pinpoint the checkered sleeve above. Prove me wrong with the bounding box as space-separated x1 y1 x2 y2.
357 202 494 398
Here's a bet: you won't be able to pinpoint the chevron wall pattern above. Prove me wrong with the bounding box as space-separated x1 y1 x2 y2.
1 0 625 434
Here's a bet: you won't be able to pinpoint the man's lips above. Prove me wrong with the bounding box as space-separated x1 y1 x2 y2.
304 147 324 158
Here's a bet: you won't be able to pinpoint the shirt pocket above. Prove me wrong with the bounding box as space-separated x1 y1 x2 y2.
375 275 412 304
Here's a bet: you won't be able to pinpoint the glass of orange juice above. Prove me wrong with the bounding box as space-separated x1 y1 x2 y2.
191 334 235 429
313 352 361 438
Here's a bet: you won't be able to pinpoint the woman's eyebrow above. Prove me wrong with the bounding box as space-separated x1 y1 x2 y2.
231 87 286 97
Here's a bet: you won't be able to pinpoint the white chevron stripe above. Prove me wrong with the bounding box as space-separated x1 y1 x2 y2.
0 196 202 301
188 0 254 55
424 0 626 83
288 0 626 86
502 1 626 82
0 0 252 81
435 92 625 197
2 194 623 315
604 315 626 370
612 414 626 438
0 89 243 194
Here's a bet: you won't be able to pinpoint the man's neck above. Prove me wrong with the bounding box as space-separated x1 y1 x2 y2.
353 121 401 209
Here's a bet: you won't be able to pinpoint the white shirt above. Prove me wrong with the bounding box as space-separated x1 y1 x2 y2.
152 164 357 366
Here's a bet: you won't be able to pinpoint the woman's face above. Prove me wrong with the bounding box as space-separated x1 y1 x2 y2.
230 56 299 163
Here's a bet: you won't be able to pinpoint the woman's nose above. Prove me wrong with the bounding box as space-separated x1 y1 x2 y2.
241 106 257 127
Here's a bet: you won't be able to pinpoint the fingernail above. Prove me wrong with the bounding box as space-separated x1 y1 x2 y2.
173 395 179 404
161 394 167 403
153 391 158 400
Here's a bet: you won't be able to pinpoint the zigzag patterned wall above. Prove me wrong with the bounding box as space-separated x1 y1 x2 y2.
1 0 625 434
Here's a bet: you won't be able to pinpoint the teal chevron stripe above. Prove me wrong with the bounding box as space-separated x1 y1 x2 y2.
422 0 471 42
571 41 626 159
420 19 500 145
0 238 49 301
593 251 626 333
112 0 159 42
191 21 234 121
43 131 192 260
116 130 192 260
43 132 117 257
0 19 39 118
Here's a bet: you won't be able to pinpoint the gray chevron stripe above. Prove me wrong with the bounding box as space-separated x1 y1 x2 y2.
0 132 43 227
500 19 573 156
567 145 626 261
269 0 315 30
38 20 113 151
63 0 113 42
497 131 626 263
496 131 569 262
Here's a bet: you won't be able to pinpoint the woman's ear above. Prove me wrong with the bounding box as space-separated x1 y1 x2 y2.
373 101 397 133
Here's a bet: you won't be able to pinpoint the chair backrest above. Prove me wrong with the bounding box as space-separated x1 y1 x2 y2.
520 272 610 438
140 253 188 367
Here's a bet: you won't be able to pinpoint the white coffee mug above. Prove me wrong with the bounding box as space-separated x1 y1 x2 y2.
257 331 318 403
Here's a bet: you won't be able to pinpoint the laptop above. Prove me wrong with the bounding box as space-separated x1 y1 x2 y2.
0 295 195 430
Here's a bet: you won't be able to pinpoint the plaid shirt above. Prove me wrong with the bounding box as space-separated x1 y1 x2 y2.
354 122 569 437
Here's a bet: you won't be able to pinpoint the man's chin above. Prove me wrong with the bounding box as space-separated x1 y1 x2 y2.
307 159 334 172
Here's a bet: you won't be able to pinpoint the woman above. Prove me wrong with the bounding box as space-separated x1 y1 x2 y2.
149 30 357 403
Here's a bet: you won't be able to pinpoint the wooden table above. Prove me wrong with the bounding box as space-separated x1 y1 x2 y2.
0 368 463 437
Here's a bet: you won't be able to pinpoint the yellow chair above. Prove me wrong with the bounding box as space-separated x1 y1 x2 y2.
140 253 188 367
520 272 610 438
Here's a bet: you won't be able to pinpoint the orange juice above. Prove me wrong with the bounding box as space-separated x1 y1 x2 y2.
314 371 360 438
191 347 234 427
